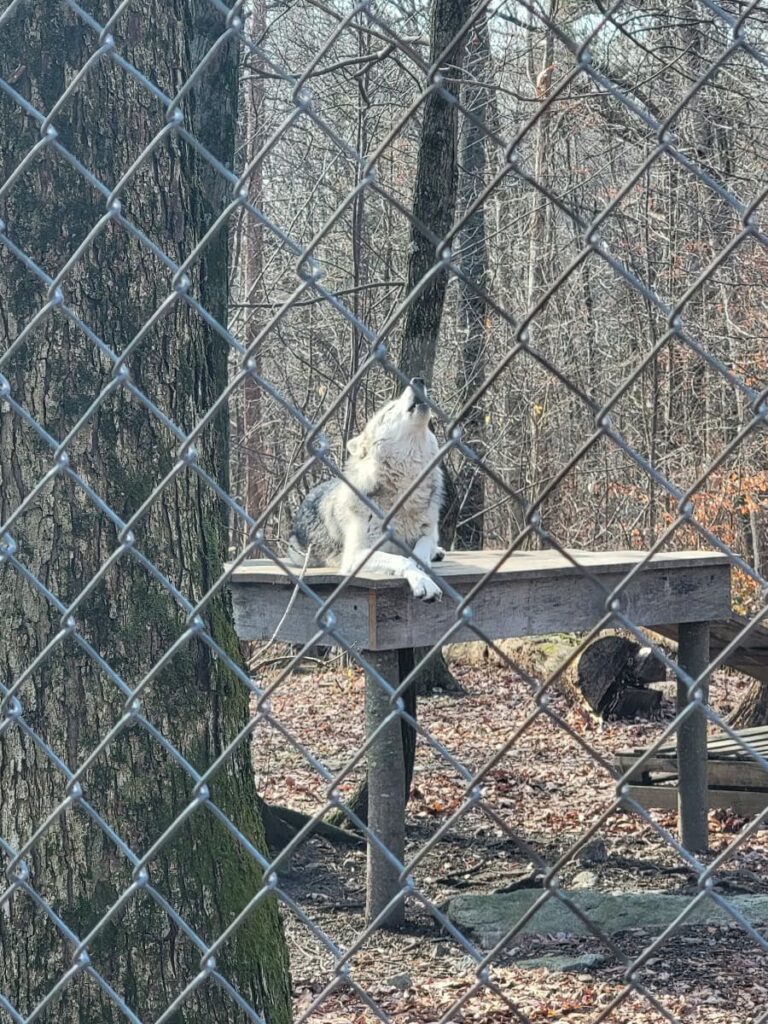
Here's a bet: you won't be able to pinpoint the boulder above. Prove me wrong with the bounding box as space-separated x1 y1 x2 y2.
448 890 768 949
514 952 609 972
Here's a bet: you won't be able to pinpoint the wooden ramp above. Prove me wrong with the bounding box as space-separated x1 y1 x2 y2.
617 726 768 816
653 613 768 684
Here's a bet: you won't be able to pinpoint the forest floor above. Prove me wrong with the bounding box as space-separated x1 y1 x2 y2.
250 643 768 1024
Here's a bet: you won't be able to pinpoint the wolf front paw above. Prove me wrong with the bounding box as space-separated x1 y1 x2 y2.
432 546 446 562
404 568 442 602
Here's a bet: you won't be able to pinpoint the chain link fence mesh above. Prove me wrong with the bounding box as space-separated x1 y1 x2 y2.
1 0 768 1021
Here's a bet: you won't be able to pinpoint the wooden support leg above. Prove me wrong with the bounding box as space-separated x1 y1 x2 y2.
677 621 710 853
364 649 405 928
398 647 418 799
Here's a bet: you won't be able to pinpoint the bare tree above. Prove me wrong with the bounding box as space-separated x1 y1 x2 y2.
455 13 491 549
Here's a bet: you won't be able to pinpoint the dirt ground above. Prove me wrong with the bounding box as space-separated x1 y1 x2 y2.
250 645 768 1024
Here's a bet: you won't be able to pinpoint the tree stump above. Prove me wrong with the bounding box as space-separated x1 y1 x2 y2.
577 636 665 719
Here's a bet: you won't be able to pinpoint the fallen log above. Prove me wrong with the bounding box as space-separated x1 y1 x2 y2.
576 635 665 719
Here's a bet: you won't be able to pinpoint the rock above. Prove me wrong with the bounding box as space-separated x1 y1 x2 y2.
570 870 599 889
578 839 608 866
432 942 452 958
515 952 609 972
386 973 411 991
448 890 768 949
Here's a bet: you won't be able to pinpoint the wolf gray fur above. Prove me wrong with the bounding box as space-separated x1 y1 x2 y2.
287 379 445 601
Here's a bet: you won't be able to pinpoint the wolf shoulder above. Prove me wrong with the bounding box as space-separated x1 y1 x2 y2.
286 479 341 566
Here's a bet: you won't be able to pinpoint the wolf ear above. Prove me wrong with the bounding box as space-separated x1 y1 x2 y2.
347 434 366 458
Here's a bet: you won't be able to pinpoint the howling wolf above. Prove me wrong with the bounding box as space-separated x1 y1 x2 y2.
287 378 445 601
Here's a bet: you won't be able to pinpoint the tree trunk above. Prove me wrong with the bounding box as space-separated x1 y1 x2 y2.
399 0 469 696
240 0 269 529
729 681 768 728
0 5 291 1022
524 4 556 545
399 0 467 379
525 7 555 310
455 13 489 550
577 636 664 719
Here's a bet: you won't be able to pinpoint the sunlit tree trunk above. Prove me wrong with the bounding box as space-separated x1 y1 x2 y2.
400 0 471 695
455 14 489 550
240 0 268 531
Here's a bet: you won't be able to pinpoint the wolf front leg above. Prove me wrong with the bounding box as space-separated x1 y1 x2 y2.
404 533 443 601
341 527 442 602
420 522 445 561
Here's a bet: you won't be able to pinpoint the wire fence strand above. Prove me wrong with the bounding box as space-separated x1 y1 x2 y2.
1 0 768 1022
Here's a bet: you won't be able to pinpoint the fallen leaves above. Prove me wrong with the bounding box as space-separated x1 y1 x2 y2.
249 650 768 1024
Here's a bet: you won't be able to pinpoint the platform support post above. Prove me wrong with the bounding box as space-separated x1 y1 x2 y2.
677 621 710 853
364 649 406 928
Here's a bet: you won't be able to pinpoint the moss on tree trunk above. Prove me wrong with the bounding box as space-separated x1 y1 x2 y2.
0 3 291 1021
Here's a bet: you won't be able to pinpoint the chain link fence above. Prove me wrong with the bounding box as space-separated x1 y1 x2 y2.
1 0 768 1021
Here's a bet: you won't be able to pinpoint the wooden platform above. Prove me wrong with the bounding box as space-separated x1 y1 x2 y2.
229 548 729 587
618 726 768 816
228 549 731 652
227 548 733 920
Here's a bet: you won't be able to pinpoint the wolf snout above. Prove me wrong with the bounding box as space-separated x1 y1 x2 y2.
407 377 429 409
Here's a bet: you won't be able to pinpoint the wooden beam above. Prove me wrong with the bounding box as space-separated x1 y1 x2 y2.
629 784 768 816
653 614 768 685
621 725 768 758
229 551 731 651
617 754 768 790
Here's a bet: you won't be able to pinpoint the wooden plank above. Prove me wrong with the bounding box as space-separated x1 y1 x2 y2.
618 755 768 790
228 549 729 588
366 564 730 650
653 614 768 685
628 784 768 816
623 726 768 759
711 725 768 740
228 549 730 650
639 749 768 762
704 740 768 755
230 584 374 648
619 749 768 769
229 559 730 650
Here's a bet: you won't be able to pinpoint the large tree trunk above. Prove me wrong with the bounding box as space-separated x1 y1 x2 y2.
0 4 291 1022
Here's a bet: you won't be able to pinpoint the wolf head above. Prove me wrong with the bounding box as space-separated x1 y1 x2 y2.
346 378 433 460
